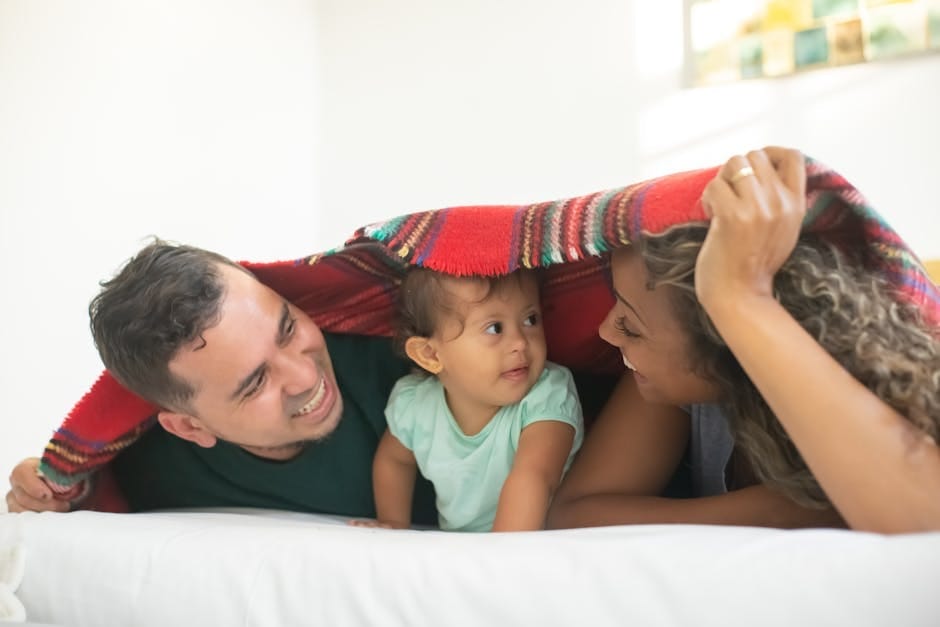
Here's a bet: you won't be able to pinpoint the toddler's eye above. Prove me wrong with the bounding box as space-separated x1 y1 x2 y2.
523 313 540 327
484 322 503 335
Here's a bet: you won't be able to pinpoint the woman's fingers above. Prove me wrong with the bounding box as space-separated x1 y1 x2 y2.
744 149 777 196
721 154 760 201
763 146 807 198
695 147 809 306
701 172 739 219
759 147 807 229
711 148 802 223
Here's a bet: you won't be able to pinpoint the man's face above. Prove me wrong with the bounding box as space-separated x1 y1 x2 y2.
164 264 343 459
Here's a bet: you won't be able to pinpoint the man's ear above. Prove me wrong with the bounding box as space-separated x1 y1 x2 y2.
404 336 442 374
157 412 218 448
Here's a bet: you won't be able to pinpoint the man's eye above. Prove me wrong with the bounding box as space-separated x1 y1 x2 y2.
484 322 503 335
245 373 266 398
523 313 540 327
278 316 298 347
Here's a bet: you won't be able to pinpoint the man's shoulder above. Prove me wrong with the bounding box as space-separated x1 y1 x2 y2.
323 331 393 355
324 332 412 432
325 332 408 378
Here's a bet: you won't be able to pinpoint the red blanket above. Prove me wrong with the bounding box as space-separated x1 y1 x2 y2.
40 155 940 511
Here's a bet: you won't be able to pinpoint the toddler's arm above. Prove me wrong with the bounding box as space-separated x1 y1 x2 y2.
372 429 418 529
492 421 575 531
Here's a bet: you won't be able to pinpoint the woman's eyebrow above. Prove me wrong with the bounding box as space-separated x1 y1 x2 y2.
613 288 647 328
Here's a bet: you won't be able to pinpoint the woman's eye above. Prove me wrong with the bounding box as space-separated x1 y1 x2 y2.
484 322 503 335
614 316 640 339
523 313 540 327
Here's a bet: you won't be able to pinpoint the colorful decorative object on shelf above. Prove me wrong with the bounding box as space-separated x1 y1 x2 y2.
689 0 940 85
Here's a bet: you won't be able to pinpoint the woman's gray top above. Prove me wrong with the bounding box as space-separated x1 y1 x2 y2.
687 403 734 497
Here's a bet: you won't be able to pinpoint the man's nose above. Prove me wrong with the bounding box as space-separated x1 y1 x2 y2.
274 349 317 397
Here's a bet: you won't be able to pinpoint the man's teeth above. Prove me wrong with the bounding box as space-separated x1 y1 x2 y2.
293 377 326 416
622 355 637 371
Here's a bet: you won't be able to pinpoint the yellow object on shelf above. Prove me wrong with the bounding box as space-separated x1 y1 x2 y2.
926 259 940 285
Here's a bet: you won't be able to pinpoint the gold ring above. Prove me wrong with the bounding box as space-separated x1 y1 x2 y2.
729 165 755 184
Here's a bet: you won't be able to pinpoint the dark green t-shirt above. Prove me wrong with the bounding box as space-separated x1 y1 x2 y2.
111 333 438 525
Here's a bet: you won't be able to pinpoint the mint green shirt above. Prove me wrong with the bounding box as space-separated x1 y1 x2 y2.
385 362 584 532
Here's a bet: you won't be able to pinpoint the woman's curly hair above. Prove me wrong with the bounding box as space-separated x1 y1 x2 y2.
639 226 940 508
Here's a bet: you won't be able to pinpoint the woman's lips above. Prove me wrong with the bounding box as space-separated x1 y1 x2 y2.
622 354 648 384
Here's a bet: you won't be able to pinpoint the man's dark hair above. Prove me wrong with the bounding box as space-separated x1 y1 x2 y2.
89 238 244 412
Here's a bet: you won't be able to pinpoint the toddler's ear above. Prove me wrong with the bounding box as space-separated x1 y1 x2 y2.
404 337 443 374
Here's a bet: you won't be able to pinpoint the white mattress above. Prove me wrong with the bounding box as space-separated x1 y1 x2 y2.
1 508 939 627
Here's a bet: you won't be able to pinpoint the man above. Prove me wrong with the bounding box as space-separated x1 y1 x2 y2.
6 239 437 522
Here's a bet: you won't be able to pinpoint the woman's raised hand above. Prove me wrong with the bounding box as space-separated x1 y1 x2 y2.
695 147 807 309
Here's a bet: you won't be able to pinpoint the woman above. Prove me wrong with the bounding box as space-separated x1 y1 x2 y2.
547 147 940 534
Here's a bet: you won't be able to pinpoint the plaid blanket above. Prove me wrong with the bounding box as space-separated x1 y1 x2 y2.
39 155 940 510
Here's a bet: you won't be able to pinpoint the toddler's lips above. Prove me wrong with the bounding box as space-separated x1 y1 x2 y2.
502 366 529 381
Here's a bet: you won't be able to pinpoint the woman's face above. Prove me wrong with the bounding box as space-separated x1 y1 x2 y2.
598 246 720 406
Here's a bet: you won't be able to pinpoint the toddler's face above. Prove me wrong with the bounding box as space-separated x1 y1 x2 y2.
431 273 547 417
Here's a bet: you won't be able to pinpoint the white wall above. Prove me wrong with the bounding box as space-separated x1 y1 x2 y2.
315 0 940 254
315 0 643 215
0 0 325 482
2 0 938 488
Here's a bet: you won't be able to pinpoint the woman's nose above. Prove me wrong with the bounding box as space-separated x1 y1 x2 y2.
598 308 617 346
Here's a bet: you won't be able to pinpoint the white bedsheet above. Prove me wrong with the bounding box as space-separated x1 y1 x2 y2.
1 508 938 627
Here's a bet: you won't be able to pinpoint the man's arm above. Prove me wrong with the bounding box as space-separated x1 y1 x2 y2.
491 421 575 531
